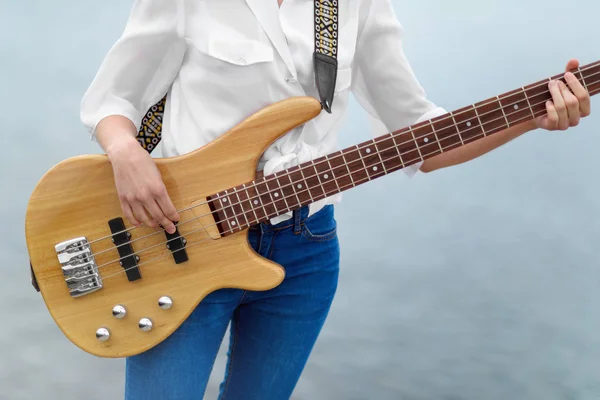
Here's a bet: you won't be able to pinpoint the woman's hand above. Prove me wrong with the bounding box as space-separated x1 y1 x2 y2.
106 134 179 234
536 59 592 131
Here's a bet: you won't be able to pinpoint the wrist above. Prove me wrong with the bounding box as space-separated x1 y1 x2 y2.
106 134 141 161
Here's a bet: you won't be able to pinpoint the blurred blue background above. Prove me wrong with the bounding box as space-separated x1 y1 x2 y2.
1 0 599 399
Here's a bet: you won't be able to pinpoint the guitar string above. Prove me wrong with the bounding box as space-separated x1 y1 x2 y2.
84 64 600 251
83 61 600 245
98 85 600 283
92 86 579 269
93 83 600 281
88 73 600 267
83 64 600 249
86 68 600 264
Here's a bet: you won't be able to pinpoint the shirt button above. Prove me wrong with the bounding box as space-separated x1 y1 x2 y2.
285 77 297 84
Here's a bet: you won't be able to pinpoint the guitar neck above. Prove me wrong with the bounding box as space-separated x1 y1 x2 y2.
210 61 600 234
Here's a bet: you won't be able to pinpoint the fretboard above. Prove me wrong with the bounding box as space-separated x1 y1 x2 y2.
209 61 600 235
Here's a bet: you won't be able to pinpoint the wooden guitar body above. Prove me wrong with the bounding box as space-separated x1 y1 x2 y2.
25 96 323 358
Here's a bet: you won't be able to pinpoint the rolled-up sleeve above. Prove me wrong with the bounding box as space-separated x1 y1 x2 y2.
80 0 186 139
351 0 447 176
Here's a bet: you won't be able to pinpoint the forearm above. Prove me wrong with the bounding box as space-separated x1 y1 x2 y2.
95 116 140 157
420 119 538 172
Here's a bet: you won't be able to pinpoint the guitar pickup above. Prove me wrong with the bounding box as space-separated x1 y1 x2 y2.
108 217 141 282
164 222 188 264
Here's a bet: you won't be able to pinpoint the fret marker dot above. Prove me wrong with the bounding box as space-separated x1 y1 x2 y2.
324 174 329 179
366 148 371 154
253 200 259 205
297 184 302 189
222 198 228 203
231 221 236 226
274 192 279 197
424 138 429 143
373 166 378 171
514 104 519 110
466 121 472 127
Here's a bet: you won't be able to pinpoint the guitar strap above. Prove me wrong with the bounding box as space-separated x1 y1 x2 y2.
136 0 339 154
29 0 339 292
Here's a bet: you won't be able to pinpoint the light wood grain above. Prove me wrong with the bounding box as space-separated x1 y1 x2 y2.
25 96 323 358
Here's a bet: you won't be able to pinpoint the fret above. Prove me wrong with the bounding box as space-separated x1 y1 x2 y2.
408 127 424 160
411 122 442 159
337 150 356 190
313 157 338 196
310 160 327 197
275 172 300 210
390 134 406 168
471 103 486 137
324 154 342 193
496 96 510 127
521 86 535 119
342 147 369 183
474 98 509 136
430 115 461 152
248 181 268 221
373 141 388 174
360 141 386 179
301 163 326 201
577 68 588 89
271 172 291 213
241 183 260 224
430 121 444 152
254 179 277 217
579 70 588 89
392 130 421 166
288 165 313 205
523 80 551 116
449 112 464 145
453 105 484 144
355 145 372 181
221 191 240 231
230 187 249 228
375 135 404 173
265 173 288 213
499 89 532 127
582 63 600 93
298 166 318 202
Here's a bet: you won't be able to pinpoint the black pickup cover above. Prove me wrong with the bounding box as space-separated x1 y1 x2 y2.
108 217 141 281
164 222 188 264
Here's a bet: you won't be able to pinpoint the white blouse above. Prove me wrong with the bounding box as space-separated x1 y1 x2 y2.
80 0 446 223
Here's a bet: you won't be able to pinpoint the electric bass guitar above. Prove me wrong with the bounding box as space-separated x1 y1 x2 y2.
25 61 600 358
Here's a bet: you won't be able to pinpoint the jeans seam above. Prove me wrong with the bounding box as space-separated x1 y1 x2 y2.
220 290 248 400
267 230 280 259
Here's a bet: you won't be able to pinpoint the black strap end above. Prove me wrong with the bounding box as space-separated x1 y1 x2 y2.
30 261 40 292
313 52 337 114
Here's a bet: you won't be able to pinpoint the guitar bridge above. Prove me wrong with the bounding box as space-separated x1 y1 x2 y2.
55 237 102 298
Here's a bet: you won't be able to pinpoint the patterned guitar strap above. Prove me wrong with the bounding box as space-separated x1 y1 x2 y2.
136 0 339 155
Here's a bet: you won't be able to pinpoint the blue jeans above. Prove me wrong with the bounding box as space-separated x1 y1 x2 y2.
125 205 340 400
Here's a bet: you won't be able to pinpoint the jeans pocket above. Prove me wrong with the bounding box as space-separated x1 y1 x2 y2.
301 206 337 242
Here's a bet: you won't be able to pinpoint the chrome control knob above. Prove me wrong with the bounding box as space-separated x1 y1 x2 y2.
158 296 173 310
112 305 127 319
96 327 111 342
138 318 153 332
